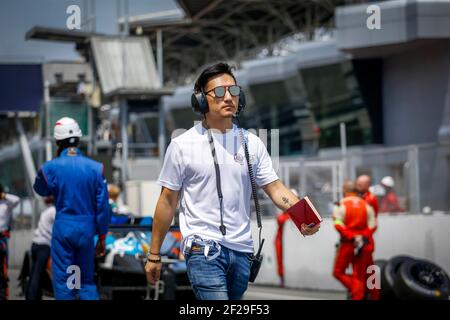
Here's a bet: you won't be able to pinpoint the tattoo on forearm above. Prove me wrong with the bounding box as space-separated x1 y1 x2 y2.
282 196 292 208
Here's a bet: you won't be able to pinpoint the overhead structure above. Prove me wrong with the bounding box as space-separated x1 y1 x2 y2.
126 0 370 84
26 25 175 197
90 36 163 97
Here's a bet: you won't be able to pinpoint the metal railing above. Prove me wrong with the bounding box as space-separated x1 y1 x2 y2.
272 142 450 217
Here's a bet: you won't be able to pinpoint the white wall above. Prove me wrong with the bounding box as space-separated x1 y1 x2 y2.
126 180 161 217
8 229 34 268
10 213 450 290
250 219 281 285
252 213 450 291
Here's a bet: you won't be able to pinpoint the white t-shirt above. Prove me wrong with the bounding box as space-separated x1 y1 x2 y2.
157 122 279 253
32 206 56 246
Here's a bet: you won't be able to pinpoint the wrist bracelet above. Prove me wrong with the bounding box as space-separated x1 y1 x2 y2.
149 251 160 256
147 255 161 263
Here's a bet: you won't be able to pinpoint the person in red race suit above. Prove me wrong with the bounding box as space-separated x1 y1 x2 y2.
332 181 377 300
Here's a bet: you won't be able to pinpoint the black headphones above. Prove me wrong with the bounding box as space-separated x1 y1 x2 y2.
190 89 246 116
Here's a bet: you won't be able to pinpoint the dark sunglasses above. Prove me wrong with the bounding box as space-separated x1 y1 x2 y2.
205 85 241 98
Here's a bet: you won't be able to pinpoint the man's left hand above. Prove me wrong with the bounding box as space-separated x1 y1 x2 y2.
300 223 320 236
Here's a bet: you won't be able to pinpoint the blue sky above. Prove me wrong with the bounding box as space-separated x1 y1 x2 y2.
0 0 178 62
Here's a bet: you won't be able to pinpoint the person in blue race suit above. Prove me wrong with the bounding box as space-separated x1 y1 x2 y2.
33 117 110 300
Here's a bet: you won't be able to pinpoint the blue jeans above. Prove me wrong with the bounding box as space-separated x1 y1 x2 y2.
185 241 252 300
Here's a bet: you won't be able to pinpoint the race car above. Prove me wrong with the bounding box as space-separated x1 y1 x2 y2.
18 217 195 300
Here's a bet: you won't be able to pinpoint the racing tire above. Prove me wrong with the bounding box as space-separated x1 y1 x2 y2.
381 255 415 300
393 259 450 300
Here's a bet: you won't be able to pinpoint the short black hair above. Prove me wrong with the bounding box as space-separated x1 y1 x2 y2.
0 184 3 194
56 137 80 156
56 137 80 148
194 62 237 93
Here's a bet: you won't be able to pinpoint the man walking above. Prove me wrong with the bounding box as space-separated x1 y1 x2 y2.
145 62 319 300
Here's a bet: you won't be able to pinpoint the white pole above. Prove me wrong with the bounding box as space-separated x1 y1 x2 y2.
120 100 128 203
116 0 130 202
158 99 166 166
340 122 347 180
157 29 163 84
15 117 38 228
44 81 52 161
340 122 347 157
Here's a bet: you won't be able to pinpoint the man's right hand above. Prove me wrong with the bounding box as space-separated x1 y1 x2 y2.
353 235 364 246
145 254 162 284
300 223 320 236
353 235 367 256
95 237 106 257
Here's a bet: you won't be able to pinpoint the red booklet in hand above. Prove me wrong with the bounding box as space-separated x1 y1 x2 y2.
286 196 323 232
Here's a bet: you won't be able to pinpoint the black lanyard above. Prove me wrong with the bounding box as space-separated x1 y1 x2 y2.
206 127 226 235
205 122 264 255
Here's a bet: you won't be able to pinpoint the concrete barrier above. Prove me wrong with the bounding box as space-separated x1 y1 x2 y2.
252 213 450 291
9 213 450 291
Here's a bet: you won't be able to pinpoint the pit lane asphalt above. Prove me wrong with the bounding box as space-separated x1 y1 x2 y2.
8 268 346 300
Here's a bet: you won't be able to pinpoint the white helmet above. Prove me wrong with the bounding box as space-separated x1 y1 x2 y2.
370 184 386 197
381 176 395 188
53 117 82 141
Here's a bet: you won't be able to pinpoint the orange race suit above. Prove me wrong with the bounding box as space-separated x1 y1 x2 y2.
332 195 377 300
